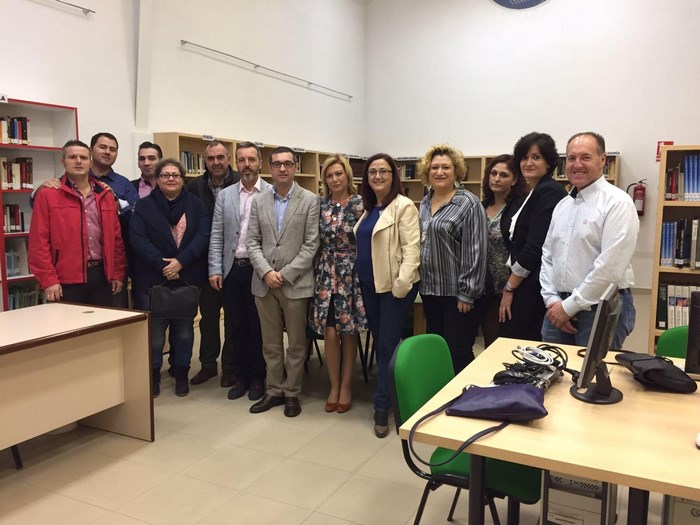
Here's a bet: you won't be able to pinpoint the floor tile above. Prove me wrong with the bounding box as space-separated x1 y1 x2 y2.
291 427 385 472
354 435 426 490
317 473 423 525
220 417 323 457
301 512 359 525
197 493 310 525
117 474 237 525
182 446 284 490
0 478 49 516
0 492 106 524
92 512 152 524
246 458 350 510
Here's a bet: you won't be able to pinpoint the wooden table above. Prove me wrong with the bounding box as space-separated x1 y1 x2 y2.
1 303 153 462
399 337 700 524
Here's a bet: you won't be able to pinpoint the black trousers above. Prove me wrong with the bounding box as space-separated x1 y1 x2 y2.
221 264 265 382
421 294 483 374
497 288 546 342
61 265 113 307
197 283 226 371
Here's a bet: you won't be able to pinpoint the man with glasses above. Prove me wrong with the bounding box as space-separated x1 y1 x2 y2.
29 140 126 307
209 142 271 402
187 141 241 387
246 146 319 417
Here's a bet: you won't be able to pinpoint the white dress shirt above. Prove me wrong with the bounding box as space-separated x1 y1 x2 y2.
540 176 639 317
235 177 262 258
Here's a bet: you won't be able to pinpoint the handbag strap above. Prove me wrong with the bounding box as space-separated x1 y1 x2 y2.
407 390 510 467
158 277 194 287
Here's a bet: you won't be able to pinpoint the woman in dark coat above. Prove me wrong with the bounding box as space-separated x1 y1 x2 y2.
498 133 567 341
130 159 210 397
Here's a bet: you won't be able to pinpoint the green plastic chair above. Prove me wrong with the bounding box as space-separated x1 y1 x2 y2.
389 333 541 525
656 325 689 358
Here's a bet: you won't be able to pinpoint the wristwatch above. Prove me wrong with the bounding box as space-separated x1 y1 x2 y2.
503 282 516 294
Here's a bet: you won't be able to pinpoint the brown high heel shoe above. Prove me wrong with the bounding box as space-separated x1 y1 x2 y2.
325 401 338 412
337 401 352 413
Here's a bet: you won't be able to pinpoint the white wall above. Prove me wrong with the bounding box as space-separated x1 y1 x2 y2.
139 0 366 155
0 0 138 178
365 0 700 288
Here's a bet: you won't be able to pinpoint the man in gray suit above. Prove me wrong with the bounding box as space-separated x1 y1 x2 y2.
209 142 271 402
246 146 320 417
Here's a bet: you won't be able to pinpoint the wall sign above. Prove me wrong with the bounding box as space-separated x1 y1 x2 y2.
492 0 547 9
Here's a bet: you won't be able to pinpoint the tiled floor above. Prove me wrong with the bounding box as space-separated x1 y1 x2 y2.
1 290 666 524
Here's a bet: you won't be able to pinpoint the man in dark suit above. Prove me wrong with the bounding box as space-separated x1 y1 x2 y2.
208 142 271 401
187 141 240 387
246 146 320 417
132 141 162 197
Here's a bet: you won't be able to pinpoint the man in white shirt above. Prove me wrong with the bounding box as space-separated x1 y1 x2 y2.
540 132 639 349
208 142 270 401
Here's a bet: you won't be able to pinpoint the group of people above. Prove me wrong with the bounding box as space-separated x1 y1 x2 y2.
26 129 639 439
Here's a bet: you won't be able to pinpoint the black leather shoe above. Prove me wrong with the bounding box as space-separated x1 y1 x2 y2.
250 394 284 413
190 368 217 385
248 381 265 401
221 371 236 388
227 380 249 400
284 397 302 418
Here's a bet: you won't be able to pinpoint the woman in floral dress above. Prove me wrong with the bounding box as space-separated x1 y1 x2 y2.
310 155 367 413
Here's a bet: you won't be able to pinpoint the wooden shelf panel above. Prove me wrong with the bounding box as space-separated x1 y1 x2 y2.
657 267 700 274
662 201 700 207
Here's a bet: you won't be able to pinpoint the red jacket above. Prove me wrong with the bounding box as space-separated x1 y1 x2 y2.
29 176 126 289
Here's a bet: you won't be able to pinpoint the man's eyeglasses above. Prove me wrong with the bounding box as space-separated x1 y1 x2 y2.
271 161 295 170
368 168 392 177
159 173 182 180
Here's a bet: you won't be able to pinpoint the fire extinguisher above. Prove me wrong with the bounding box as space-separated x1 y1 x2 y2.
627 179 647 216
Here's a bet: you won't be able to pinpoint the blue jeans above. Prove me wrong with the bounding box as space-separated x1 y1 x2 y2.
360 280 419 412
541 290 636 351
134 285 195 369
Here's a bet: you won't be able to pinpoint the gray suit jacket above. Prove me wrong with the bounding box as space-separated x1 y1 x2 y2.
208 178 272 279
246 183 320 299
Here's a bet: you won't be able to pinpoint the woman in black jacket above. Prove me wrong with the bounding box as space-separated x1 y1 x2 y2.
130 159 210 397
498 133 567 341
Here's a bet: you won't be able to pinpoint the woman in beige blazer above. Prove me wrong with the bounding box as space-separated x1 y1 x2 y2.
354 153 420 438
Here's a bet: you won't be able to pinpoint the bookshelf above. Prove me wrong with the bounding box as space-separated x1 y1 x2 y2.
154 132 323 195
554 152 620 191
0 98 79 311
648 145 700 354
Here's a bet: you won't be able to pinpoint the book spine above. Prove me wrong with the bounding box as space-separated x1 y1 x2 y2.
668 284 677 329
656 283 668 329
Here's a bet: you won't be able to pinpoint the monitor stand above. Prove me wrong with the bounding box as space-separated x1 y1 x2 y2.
570 361 623 405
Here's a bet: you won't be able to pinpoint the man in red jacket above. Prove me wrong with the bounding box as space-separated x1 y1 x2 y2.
29 139 126 306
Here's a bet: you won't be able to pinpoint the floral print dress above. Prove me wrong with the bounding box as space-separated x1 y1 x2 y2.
309 194 368 336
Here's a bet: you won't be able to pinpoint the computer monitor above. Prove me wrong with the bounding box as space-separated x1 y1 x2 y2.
685 291 700 379
570 283 623 405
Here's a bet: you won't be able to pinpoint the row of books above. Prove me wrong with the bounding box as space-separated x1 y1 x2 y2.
656 284 698 329
3 204 26 233
179 151 205 175
0 157 34 190
665 155 700 201
659 218 700 268
0 117 31 145
4 249 27 277
7 288 42 311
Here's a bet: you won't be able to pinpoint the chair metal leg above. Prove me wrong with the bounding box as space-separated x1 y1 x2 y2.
367 331 375 371
357 333 369 383
487 496 501 525
10 445 23 469
506 497 520 525
447 487 461 521
304 338 312 373
414 480 436 525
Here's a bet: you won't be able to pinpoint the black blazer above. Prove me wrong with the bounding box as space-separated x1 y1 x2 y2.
500 174 567 293
186 167 240 218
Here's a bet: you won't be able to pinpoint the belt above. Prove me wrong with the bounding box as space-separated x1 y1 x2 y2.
559 288 630 298
233 258 251 267
87 260 103 268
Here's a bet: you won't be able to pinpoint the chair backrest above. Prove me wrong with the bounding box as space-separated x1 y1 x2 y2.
656 325 689 358
390 334 455 427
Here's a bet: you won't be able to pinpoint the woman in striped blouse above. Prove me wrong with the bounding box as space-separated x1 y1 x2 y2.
418 144 488 373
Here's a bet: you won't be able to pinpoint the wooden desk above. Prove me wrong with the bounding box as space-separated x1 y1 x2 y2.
1 303 153 457
399 337 700 524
